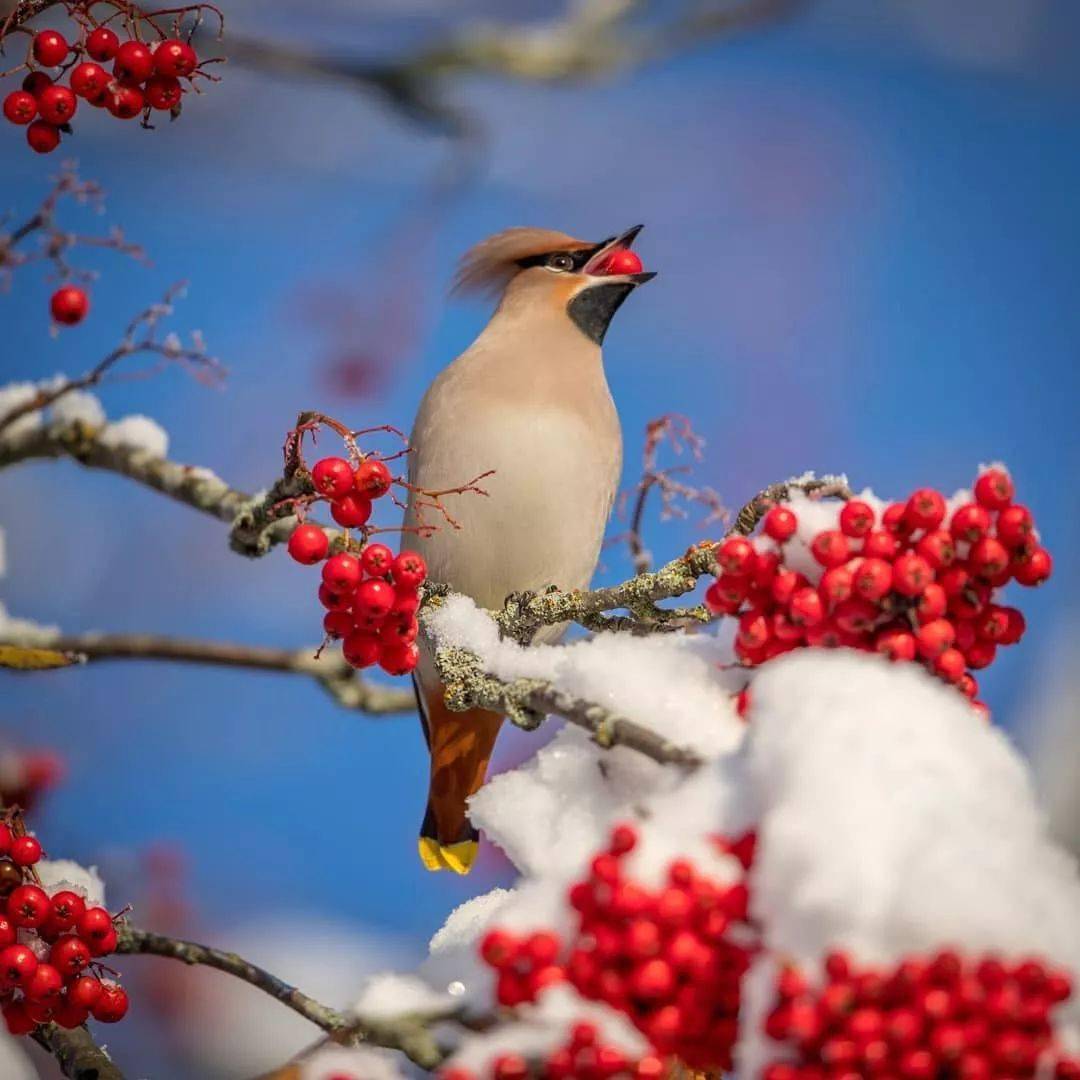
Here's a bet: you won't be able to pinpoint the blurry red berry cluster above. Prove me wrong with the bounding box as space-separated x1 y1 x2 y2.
762 949 1079 1080
287 455 426 676
0 748 64 812
459 823 756 1078
3 19 205 155
0 818 128 1036
706 468 1051 712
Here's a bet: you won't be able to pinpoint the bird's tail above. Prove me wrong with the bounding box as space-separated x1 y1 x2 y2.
414 676 503 875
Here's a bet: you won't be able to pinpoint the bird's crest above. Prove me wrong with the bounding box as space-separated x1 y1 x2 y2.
453 227 594 297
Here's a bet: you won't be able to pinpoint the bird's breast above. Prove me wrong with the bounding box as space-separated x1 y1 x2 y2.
406 399 621 612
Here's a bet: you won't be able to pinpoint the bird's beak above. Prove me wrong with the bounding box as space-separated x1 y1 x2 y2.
583 224 657 284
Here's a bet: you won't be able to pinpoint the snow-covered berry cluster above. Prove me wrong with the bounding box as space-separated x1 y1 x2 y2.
440 1020 666 1080
3 20 207 155
0 818 128 1035
468 823 756 1077
762 949 1079 1080
706 467 1051 712
287 455 426 676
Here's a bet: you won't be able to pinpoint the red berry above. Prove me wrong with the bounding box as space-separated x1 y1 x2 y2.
318 584 351 611
322 611 353 639
153 38 198 77
7 884 48 927
33 29 69 66
49 285 89 326
113 40 155 83
329 493 372 529
342 631 380 669
360 543 394 576
862 529 898 560
67 975 104 1011
892 552 933 597
906 488 946 530
382 611 419 644
76 906 113 942
391 590 421 617
355 459 393 498
916 530 956 570
2 999 35 1035
380 640 419 676
25 962 63 1003
996 504 1033 548
598 248 644 275
391 551 427 590
839 499 875 537
22 71 52 96
884 501 914 536
88 926 117 957
950 503 992 542
916 618 955 659
877 627 917 661
0 944 37 987
969 538 1010 580
479 928 516 968
820 565 854 606
853 557 892 602
719 536 755 576
86 27 120 61
105 81 144 119
91 983 128 1023
69 62 110 99
26 119 61 153
999 607 1026 645
915 582 948 623
144 74 182 110
49 890 85 929
737 610 770 651
957 672 978 699
37 84 76 124
322 552 362 594
354 578 396 621
0 916 14 948
789 587 824 627
833 598 878 635
312 457 354 499
811 530 850 568
974 468 1013 509
934 647 966 682
287 524 328 565
630 957 675 1000
975 606 1009 642
10 836 41 867
524 930 560 966
2 90 36 125
964 639 996 670
1013 547 1052 586
764 506 797 541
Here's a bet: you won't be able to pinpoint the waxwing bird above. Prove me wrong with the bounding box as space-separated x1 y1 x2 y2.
405 225 655 874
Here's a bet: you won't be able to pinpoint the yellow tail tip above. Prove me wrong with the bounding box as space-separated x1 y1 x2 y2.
418 837 478 875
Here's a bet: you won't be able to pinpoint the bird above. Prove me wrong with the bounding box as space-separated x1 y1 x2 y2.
405 224 655 874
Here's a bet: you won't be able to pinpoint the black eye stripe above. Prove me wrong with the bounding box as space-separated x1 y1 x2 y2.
515 247 598 271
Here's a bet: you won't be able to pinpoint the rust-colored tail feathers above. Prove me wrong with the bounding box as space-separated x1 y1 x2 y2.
414 677 503 874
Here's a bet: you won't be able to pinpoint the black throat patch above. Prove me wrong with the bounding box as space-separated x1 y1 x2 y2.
567 283 636 345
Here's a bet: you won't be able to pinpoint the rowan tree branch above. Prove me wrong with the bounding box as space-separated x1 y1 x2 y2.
0 630 415 714
114 927 449 1070
31 1022 124 1080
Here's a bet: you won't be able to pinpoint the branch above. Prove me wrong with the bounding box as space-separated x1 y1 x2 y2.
0 631 415 714
31 1022 124 1080
431 642 703 768
114 927 448 1070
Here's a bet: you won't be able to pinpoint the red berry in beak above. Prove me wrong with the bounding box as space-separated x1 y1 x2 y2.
597 248 643 276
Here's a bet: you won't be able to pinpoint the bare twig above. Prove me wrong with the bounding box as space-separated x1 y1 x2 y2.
115 926 447 1070
31 1022 125 1080
0 631 416 714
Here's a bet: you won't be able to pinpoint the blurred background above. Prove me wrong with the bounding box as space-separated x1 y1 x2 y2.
1 0 1078 1074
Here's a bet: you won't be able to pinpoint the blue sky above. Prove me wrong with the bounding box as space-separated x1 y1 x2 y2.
1 0 1078 1066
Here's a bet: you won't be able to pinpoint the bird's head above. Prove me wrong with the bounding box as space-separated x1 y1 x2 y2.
454 225 655 344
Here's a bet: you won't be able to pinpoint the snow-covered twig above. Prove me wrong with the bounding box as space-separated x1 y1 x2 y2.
0 630 415 715
31 1022 124 1080
114 927 449 1069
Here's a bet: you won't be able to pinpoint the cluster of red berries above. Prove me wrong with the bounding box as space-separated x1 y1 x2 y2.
0 820 128 1035
439 1021 667 1080
287 455 426 676
706 468 1051 709
3 26 201 154
475 824 756 1076
762 948 1079 1080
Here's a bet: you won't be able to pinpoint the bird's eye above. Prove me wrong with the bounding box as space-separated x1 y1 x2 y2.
546 253 575 272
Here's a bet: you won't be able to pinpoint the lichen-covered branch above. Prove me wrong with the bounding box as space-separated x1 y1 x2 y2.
0 630 415 715
432 643 703 768
31 1022 125 1080
115 927 448 1070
